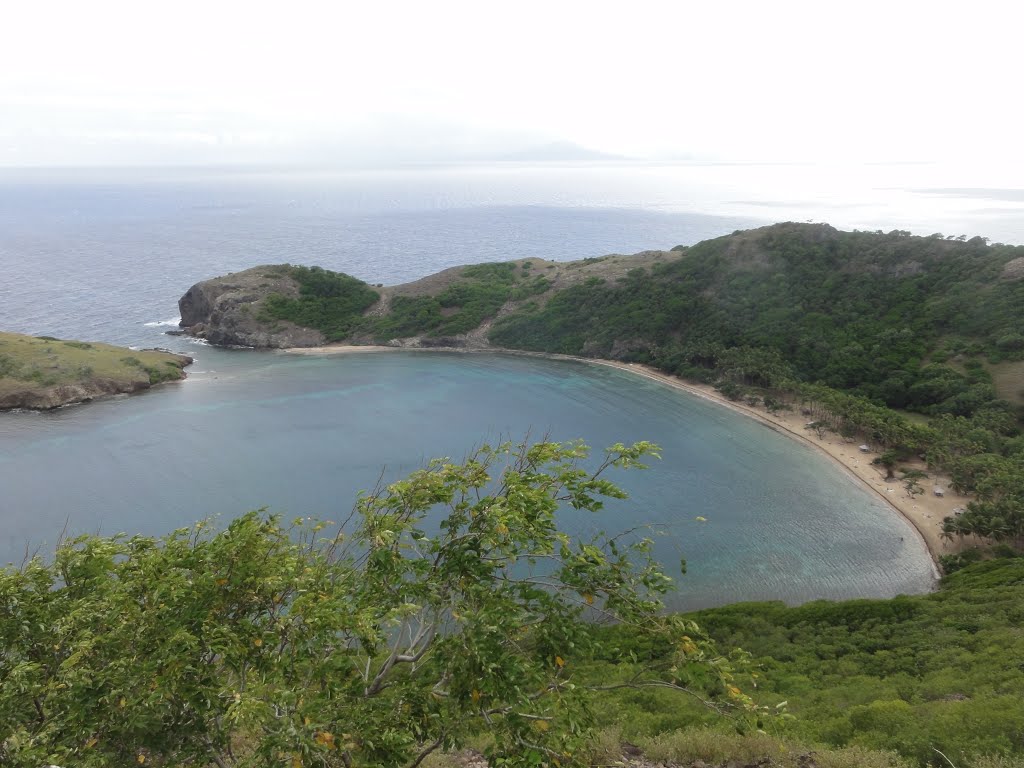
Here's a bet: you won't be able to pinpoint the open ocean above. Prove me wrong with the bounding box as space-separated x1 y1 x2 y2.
2 161 1020 608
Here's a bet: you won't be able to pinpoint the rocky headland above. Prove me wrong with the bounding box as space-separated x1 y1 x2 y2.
177 250 681 350
0 331 192 410
177 265 329 348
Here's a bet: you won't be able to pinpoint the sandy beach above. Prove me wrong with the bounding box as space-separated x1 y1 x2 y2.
285 344 963 567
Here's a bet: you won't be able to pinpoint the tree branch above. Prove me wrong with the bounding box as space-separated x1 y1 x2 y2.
408 735 445 768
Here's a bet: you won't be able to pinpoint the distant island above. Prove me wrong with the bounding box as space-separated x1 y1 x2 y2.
179 223 1024 566
0 331 192 410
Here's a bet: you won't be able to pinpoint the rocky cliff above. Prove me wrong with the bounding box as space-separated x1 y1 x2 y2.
178 265 328 348
0 373 184 411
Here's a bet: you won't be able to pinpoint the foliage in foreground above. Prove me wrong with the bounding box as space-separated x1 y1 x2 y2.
0 440 760 768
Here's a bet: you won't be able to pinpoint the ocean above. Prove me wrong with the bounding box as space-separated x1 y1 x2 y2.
2 161 1019 608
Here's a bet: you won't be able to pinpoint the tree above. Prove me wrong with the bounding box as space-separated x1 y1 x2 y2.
873 450 900 481
806 420 828 440
0 439 758 768
900 469 928 499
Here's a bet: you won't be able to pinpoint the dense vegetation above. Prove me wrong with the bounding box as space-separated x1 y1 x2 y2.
492 225 1023 409
588 557 1024 766
260 265 381 342
0 440 766 768
359 262 549 340
259 262 551 344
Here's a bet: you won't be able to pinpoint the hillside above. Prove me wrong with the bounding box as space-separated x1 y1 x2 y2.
0 332 192 410
489 224 1024 411
582 557 1024 767
177 251 683 348
179 223 1024 553
179 224 1024 410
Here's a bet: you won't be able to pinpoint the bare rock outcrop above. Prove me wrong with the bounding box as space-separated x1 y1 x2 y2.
1 376 154 410
178 266 326 348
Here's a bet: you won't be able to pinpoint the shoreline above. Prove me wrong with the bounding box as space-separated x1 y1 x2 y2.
284 343 958 572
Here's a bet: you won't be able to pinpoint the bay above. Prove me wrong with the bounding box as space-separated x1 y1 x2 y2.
3 160 1012 607
0 349 935 610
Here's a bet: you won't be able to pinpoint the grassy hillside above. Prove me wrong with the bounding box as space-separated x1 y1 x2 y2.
586 558 1024 766
0 332 191 409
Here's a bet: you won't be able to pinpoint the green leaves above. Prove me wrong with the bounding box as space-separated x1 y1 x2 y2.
0 438 754 767
259 265 380 342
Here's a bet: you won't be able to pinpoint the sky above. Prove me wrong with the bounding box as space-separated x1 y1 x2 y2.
1 0 1021 166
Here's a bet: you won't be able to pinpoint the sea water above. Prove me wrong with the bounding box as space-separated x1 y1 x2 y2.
0 349 935 610
3 162 1019 607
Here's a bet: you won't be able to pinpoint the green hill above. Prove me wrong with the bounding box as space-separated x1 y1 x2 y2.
489 224 1022 410
0 332 192 410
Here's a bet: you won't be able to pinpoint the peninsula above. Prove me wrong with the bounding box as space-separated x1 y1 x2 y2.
0 331 192 410
179 223 1024 565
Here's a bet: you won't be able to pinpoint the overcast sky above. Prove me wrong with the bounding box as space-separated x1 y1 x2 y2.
1 0 1021 166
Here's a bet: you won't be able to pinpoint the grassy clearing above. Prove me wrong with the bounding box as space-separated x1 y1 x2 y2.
0 331 187 397
987 360 1024 406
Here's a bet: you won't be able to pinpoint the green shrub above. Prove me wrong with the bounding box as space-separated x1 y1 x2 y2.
259 265 380 342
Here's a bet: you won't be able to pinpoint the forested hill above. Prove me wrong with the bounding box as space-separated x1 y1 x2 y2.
490 223 1024 414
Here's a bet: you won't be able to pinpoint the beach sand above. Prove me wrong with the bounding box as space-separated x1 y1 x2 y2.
285 344 964 567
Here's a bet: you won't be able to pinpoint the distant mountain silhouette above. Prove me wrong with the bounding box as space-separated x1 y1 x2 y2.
494 141 629 162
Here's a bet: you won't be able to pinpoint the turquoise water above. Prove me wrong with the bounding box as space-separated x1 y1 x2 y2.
0 349 935 610
0 164 967 608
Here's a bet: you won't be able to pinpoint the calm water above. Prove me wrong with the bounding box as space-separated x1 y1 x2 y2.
4 161 1016 607
0 350 934 610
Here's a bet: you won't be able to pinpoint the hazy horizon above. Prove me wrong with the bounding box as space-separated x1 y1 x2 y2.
3 1 1022 169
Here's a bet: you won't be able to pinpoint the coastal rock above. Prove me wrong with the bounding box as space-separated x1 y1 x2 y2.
0 378 145 410
178 266 327 348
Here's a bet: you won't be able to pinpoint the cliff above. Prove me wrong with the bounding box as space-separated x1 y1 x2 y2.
178 265 331 347
0 332 192 410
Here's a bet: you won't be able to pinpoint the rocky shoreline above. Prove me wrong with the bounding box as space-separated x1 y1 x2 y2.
0 371 187 411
